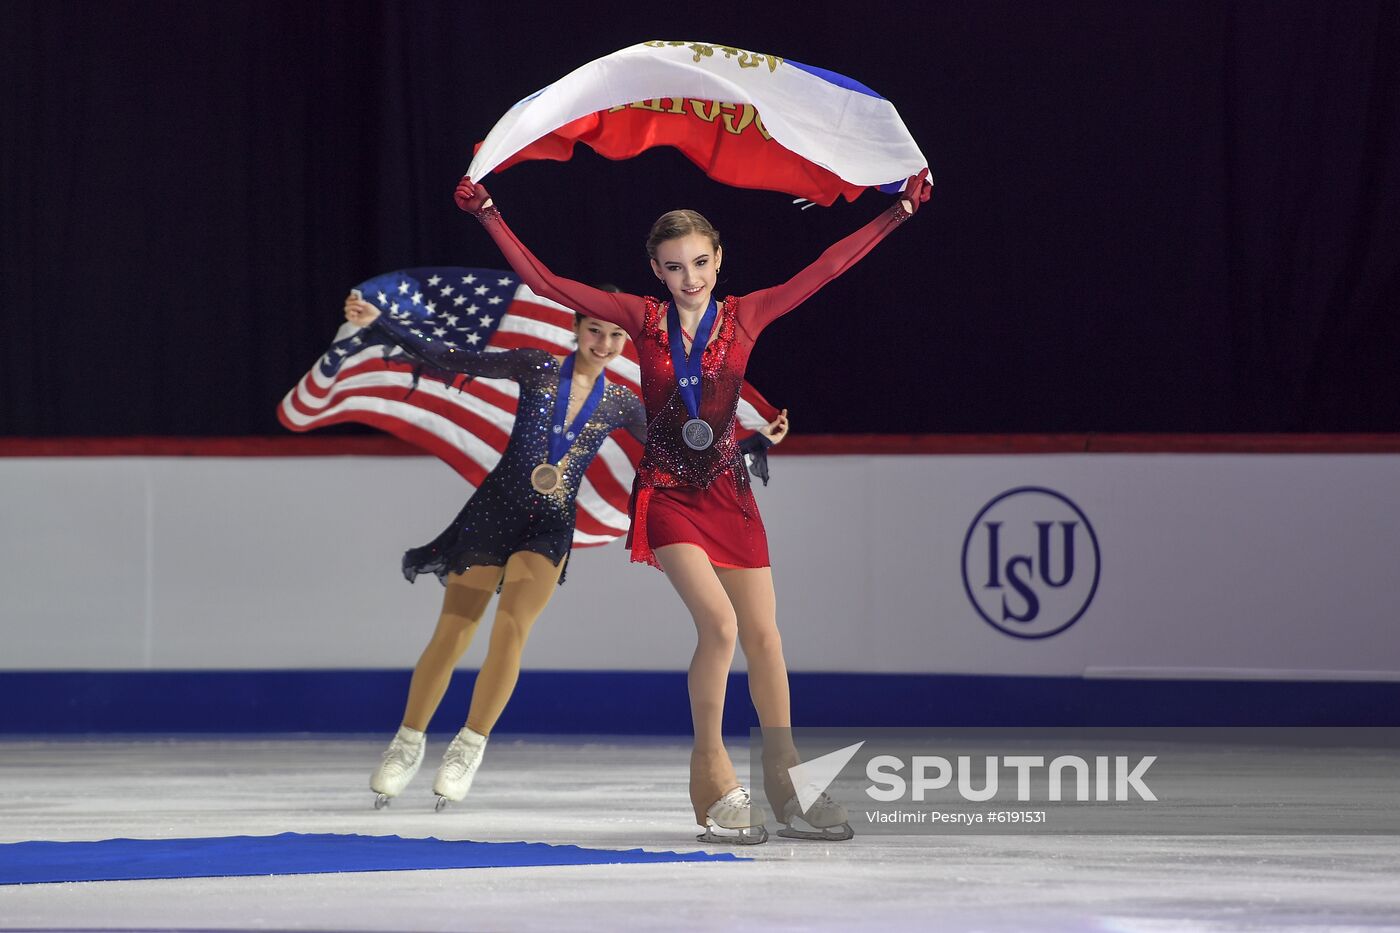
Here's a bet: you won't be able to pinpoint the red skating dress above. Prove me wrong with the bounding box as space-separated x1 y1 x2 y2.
475 203 911 569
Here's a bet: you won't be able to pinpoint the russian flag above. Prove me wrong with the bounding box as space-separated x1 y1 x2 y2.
468 40 930 207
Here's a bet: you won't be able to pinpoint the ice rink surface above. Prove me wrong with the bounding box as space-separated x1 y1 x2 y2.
3 736 1399 932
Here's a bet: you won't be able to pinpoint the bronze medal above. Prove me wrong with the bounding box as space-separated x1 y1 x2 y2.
531 462 562 494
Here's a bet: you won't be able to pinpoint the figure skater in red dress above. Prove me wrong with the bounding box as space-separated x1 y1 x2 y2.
453 169 931 842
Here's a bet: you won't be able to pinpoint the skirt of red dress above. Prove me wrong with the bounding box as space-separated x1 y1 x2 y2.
627 468 770 570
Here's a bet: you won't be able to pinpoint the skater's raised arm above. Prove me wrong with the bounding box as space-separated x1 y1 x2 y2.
456 178 647 338
740 170 932 336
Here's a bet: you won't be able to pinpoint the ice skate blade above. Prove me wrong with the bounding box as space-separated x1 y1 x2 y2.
777 822 854 842
373 793 391 810
696 825 768 846
434 795 452 812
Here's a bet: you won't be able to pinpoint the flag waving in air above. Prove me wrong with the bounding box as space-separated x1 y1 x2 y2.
279 267 780 548
468 40 930 207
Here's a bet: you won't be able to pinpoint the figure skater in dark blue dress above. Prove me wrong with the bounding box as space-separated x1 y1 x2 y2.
343 293 788 810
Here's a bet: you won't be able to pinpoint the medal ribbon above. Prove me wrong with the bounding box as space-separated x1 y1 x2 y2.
666 298 718 421
548 353 605 465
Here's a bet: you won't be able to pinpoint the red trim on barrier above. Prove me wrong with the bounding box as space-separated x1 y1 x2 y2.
3 434 1400 457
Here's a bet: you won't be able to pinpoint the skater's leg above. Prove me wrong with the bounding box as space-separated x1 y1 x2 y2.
430 552 562 808
715 566 800 806
371 565 498 804
463 550 565 735
718 567 849 841
654 543 742 825
401 564 502 731
715 567 790 729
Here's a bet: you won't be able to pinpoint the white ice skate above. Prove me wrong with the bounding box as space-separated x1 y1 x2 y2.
432 725 488 811
696 786 768 845
370 725 426 809
778 785 854 841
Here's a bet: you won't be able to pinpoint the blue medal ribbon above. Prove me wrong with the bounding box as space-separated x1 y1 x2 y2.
666 298 718 422
548 353 606 465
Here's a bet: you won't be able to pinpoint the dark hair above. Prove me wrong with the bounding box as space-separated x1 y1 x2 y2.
576 283 623 326
645 210 721 259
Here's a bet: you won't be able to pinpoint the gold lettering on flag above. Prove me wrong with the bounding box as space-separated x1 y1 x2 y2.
608 99 773 141
644 41 783 74
688 99 722 123
719 103 754 136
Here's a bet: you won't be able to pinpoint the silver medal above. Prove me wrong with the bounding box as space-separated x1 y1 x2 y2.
682 418 714 451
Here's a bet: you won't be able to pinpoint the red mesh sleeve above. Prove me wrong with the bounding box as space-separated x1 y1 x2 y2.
739 203 910 336
477 210 647 338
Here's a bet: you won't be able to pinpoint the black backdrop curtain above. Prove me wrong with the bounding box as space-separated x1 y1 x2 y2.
2 0 1397 436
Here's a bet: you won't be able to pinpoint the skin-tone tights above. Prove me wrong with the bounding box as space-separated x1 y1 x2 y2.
399 550 565 736
655 542 800 824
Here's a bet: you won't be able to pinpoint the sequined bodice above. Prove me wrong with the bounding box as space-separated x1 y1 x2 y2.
371 319 645 508
633 296 753 490
490 349 643 504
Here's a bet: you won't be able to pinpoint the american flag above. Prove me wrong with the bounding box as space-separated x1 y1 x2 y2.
278 267 779 547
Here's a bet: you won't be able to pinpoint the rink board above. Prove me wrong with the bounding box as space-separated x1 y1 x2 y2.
2 670 1397 732
2 450 1398 730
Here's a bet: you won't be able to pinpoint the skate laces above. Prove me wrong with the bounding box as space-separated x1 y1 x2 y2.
787 783 844 819
711 786 752 815
440 736 479 779
720 787 751 807
382 736 422 770
707 786 767 830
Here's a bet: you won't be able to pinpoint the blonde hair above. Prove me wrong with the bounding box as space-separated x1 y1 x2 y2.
645 210 721 259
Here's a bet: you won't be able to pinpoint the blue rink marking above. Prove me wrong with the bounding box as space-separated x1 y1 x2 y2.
0 832 746 885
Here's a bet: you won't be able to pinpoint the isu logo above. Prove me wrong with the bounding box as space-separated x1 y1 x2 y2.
961 487 1101 639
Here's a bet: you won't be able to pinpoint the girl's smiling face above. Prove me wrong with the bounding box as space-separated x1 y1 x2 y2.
650 233 722 313
575 315 627 365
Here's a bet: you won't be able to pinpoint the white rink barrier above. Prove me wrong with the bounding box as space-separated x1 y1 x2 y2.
2 452 1398 679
